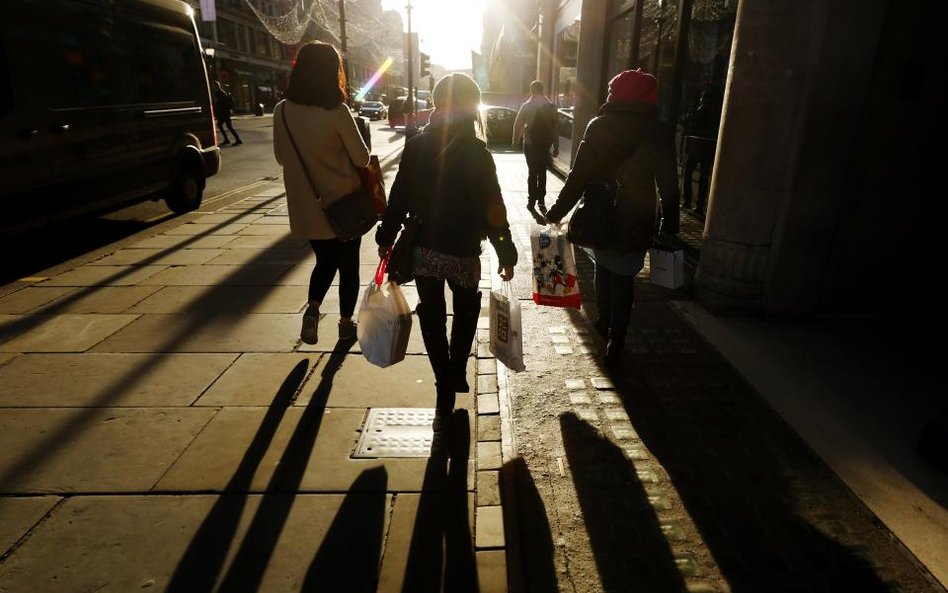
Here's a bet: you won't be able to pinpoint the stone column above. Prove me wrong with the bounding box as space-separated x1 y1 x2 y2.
694 0 889 315
573 0 608 161
536 0 558 90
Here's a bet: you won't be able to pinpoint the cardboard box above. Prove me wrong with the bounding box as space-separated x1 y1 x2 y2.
648 246 684 289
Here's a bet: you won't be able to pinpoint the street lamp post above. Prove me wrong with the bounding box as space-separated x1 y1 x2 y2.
338 0 351 101
405 0 415 136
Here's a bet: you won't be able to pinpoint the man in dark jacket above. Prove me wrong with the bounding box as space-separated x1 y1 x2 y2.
213 81 242 146
545 68 679 367
512 80 559 213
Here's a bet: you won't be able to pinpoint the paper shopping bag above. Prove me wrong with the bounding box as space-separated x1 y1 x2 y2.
531 225 581 308
357 258 413 367
489 282 525 372
648 245 684 289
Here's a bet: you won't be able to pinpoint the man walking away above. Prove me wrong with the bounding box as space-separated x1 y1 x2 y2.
213 80 242 146
513 80 559 213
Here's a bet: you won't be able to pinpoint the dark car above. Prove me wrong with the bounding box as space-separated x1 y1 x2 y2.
480 104 517 145
359 101 388 121
0 0 220 236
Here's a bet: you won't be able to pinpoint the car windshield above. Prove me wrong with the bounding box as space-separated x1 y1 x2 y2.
364 102 382 108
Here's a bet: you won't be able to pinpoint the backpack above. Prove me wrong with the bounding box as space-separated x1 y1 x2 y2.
528 103 558 148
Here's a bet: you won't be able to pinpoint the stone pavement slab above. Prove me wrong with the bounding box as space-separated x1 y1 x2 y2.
126 285 305 315
205 247 307 265
131 234 237 249
295 312 430 355
195 353 318 406
0 493 392 593
139 263 293 286
0 408 216 493
224 234 305 249
6 285 161 315
37 264 169 286
0 286 75 314
163 222 250 236
378 492 477 593
88 247 227 266
0 314 139 352
155 407 472 493
90 313 301 353
295 353 473 408
0 496 60 556
0 353 236 407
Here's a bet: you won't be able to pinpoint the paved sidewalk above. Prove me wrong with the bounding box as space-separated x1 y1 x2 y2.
0 182 506 591
488 152 945 593
2 149 944 593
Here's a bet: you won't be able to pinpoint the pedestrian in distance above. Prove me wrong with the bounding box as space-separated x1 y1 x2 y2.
680 84 721 214
273 41 371 345
512 80 559 214
377 73 518 420
213 80 242 146
544 68 680 368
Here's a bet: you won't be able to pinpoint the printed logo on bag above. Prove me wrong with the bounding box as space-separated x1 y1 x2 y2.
496 313 509 343
538 233 551 249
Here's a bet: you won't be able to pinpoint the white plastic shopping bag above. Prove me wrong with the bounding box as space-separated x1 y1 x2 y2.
357 258 413 368
489 281 525 372
531 224 581 308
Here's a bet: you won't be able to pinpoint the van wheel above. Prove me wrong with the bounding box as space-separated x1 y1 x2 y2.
166 163 204 214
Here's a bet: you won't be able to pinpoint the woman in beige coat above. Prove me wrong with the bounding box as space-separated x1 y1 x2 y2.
273 42 370 344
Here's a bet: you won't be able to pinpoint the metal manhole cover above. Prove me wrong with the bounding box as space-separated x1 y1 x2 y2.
353 408 440 458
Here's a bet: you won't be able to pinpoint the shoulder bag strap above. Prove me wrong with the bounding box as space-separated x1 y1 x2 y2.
279 103 322 205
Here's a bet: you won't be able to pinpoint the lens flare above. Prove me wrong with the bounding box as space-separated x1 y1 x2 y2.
355 57 395 102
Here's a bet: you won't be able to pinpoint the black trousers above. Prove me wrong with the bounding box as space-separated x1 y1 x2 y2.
524 144 550 202
415 276 481 407
594 262 636 341
217 116 241 143
308 237 361 317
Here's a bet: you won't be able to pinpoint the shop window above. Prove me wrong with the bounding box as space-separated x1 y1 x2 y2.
607 10 635 79
635 0 662 74
553 16 580 166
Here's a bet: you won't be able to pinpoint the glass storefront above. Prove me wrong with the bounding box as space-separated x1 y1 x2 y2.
552 3 581 168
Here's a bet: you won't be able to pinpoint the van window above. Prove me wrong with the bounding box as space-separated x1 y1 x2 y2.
121 22 206 103
0 35 12 115
3 3 204 108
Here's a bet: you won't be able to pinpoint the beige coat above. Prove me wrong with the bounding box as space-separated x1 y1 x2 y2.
273 100 370 239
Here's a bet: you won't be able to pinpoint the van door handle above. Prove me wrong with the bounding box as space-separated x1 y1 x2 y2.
15 128 38 140
50 124 70 134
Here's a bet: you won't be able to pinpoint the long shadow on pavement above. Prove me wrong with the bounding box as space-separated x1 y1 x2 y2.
165 359 309 592
400 409 478 593
500 457 558 593
302 466 389 592
561 412 686 592
0 195 308 491
613 354 923 591
212 339 354 592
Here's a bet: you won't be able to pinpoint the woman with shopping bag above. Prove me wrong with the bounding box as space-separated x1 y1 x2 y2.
544 69 680 368
376 73 517 419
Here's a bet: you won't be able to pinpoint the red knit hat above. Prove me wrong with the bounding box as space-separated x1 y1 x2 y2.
607 68 658 104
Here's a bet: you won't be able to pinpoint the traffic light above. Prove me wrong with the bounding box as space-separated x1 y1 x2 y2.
419 52 430 78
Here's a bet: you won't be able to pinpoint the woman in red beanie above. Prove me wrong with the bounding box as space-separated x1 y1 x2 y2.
544 68 680 368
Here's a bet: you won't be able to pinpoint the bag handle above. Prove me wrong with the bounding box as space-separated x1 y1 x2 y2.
278 102 324 206
374 255 389 286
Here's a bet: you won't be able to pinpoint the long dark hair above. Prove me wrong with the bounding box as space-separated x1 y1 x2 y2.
285 42 347 108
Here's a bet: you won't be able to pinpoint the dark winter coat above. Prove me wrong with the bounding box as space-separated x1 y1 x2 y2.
546 101 680 252
376 118 518 267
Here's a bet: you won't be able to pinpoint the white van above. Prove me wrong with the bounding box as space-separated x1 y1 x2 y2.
0 0 221 236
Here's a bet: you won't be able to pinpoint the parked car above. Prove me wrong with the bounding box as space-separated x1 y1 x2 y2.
0 0 220 236
480 104 517 145
359 101 388 121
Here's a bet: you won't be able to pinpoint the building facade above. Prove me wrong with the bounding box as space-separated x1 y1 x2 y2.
534 0 936 319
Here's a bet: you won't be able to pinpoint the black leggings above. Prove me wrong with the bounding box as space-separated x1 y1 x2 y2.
308 237 361 317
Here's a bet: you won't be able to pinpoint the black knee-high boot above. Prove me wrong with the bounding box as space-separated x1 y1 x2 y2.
450 291 481 393
417 303 455 412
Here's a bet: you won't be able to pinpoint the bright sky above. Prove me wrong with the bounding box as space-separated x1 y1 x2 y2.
381 0 486 71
